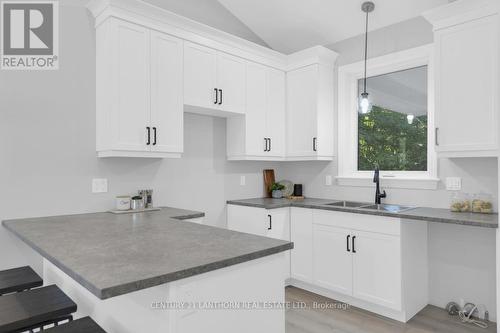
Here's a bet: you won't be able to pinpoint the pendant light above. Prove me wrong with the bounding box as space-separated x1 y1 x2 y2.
359 1 375 114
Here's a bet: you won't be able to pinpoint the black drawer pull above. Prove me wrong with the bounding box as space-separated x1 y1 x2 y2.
146 127 151 145
153 127 157 145
346 235 350 252
214 88 218 104
267 214 272 230
352 236 356 253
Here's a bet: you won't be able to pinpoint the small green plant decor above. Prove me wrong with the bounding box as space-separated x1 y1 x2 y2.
270 182 285 199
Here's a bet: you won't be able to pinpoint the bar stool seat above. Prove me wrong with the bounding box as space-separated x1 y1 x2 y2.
0 266 43 296
0 284 76 333
45 317 107 333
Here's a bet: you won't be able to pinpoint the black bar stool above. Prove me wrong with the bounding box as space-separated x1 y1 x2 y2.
44 317 107 332
0 266 43 296
0 284 77 333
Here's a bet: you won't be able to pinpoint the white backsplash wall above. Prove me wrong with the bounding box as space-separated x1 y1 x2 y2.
0 4 282 272
279 158 498 209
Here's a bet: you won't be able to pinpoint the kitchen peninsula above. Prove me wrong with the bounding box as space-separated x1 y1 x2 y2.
2 208 292 333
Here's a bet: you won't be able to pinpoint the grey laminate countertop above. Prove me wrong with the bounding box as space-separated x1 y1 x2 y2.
2 207 292 300
227 198 498 229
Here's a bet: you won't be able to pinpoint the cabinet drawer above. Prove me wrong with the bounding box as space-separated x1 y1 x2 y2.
313 210 400 236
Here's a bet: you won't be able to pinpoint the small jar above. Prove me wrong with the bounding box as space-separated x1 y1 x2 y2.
450 192 471 213
131 196 144 210
472 193 494 214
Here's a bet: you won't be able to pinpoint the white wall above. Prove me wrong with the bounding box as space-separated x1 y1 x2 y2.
0 3 282 272
280 15 498 320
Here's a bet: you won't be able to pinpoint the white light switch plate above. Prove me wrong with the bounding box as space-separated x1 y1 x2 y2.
446 177 461 191
325 175 332 186
240 175 246 186
92 178 108 193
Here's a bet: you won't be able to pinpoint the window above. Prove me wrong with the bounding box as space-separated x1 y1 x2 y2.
357 66 428 171
337 45 438 189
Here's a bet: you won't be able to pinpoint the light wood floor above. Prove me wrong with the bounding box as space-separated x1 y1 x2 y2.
286 286 497 333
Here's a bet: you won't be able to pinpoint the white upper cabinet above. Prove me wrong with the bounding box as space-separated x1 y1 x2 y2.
89 1 336 160
216 52 246 114
183 42 218 112
184 42 246 116
286 57 337 160
150 31 184 154
110 20 151 153
96 18 183 158
227 63 286 160
424 1 499 157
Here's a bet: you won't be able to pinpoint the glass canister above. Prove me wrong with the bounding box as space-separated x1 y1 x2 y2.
472 193 494 214
450 192 471 213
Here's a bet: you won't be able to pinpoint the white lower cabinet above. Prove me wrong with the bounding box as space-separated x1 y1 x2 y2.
291 207 427 322
351 230 401 310
312 224 353 295
227 205 291 278
228 204 428 322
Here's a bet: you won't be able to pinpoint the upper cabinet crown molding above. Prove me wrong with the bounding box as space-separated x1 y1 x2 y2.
422 0 499 30
86 0 287 70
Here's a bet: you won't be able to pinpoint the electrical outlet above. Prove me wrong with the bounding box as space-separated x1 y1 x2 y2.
240 175 246 186
446 177 462 191
92 178 108 193
325 175 332 186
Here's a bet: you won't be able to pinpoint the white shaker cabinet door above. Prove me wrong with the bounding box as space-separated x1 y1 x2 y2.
312 224 353 295
184 42 217 110
216 52 246 114
111 20 151 151
265 208 290 241
266 68 286 157
434 15 498 154
286 65 318 157
290 208 313 283
226 205 266 236
150 31 183 153
352 230 402 311
245 62 268 156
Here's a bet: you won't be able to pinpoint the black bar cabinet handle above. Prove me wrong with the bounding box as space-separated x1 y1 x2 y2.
264 138 268 152
352 236 356 253
214 88 218 104
267 214 272 230
347 235 351 252
313 137 317 152
153 127 157 145
435 127 439 146
219 89 223 105
268 138 271 152
146 127 151 145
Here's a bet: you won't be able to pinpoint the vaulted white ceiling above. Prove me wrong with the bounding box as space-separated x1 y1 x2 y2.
216 0 448 54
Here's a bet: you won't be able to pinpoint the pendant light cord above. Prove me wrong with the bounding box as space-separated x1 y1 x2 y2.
363 10 369 94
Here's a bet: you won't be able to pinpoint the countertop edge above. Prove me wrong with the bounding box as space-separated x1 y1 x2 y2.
226 200 498 229
99 242 294 299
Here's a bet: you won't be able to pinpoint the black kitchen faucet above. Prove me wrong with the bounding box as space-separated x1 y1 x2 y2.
373 167 387 204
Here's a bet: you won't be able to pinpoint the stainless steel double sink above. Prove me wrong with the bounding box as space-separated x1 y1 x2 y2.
325 201 415 213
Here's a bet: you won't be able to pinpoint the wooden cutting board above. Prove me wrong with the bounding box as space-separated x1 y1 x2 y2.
263 169 275 198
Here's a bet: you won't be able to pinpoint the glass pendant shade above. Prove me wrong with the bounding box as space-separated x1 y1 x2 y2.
359 92 371 114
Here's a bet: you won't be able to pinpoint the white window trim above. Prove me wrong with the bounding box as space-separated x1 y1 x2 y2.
337 44 439 190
